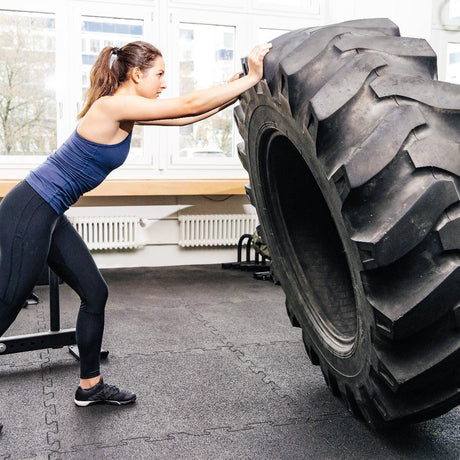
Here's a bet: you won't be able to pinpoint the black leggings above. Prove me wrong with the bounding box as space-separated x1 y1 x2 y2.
0 181 108 379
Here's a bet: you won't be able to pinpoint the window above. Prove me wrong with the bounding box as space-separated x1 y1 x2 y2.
0 1 321 180
253 0 320 14
0 10 56 156
176 23 236 162
432 0 460 82
450 0 460 18
80 16 145 158
258 28 291 44
447 43 460 82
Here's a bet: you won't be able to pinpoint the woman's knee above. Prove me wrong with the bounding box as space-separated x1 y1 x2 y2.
81 277 108 314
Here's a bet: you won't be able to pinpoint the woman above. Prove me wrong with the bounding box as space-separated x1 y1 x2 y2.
0 40 271 413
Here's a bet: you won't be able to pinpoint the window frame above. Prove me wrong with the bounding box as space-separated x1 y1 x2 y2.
252 0 322 16
0 0 324 181
431 0 460 82
0 1 64 176
252 13 323 43
165 9 243 173
68 0 161 175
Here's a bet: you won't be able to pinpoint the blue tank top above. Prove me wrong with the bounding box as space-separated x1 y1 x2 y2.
25 129 132 215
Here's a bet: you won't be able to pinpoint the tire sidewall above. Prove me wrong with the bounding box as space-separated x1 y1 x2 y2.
247 103 375 382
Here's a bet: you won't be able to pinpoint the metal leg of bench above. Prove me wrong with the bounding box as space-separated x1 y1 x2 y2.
0 268 108 361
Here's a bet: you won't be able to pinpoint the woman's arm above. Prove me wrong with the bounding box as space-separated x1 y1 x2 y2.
135 97 237 126
137 72 242 126
107 44 271 123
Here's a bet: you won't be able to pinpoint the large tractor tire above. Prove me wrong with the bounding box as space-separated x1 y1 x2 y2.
235 18 460 427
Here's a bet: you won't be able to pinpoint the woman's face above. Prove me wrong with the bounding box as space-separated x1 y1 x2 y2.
137 56 167 99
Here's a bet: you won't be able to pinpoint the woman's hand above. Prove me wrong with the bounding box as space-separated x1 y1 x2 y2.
246 43 272 82
227 71 244 83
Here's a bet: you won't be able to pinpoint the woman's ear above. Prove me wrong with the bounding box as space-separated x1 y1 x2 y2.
130 67 142 83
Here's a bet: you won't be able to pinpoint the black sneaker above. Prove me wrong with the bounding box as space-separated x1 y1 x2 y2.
0 422 3 433
74 378 136 407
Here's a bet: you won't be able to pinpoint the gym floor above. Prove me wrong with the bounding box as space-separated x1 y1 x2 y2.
0 264 458 459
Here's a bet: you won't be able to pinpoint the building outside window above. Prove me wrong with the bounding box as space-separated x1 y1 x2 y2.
432 0 460 83
446 0 460 82
177 23 236 161
447 42 460 82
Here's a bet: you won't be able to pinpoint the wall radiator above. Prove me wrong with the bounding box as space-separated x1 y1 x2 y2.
68 216 139 250
178 214 258 247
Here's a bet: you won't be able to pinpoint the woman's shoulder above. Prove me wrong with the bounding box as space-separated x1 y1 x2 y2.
78 104 134 144
89 95 114 111
91 94 145 115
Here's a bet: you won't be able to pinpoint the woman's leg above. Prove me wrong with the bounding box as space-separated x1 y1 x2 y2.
0 182 59 336
47 216 136 407
0 184 135 407
46 215 108 383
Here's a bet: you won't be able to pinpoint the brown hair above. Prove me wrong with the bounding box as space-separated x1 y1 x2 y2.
78 41 162 119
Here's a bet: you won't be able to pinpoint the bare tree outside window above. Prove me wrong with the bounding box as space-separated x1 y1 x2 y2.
0 11 56 156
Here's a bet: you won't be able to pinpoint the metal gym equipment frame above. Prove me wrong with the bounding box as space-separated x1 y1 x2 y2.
0 269 108 361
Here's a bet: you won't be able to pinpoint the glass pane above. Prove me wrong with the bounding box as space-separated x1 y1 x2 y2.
178 23 235 160
259 28 290 43
81 16 144 156
447 43 460 83
0 10 56 155
450 0 460 19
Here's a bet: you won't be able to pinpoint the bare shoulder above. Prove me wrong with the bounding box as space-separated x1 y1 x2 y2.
88 93 187 123
90 95 119 113
94 94 151 118
78 98 133 144
99 94 143 107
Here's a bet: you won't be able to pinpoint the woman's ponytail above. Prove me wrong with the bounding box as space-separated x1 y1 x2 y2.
77 41 162 119
78 46 118 119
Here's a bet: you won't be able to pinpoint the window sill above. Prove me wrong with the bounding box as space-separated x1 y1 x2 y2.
0 179 248 198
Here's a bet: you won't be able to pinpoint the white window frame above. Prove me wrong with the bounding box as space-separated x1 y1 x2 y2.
252 13 323 44
252 0 322 16
0 1 65 178
168 0 249 13
165 9 244 175
0 0 324 181
164 7 321 178
68 0 161 176
432 0 460 83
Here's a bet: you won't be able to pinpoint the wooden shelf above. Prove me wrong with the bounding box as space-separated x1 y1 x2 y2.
0 179 248 198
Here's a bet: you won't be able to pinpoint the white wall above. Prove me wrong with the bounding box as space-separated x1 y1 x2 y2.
68 194 257 268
